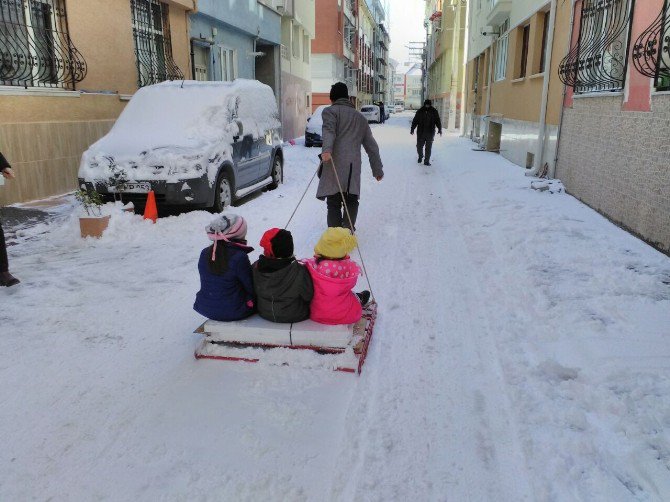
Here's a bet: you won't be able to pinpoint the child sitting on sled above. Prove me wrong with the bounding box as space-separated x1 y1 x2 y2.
305 227 371 325
194 214 255 322
253 228 314 323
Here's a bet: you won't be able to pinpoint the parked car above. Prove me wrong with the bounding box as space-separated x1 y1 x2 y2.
360 105 381 123
78 80 283 212
305 105 328 147
382 104 391 121
394 104 404 113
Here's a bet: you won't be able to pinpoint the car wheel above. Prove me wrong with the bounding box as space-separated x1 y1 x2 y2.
212 170 233 213
305 141 312 148
268 155 283 189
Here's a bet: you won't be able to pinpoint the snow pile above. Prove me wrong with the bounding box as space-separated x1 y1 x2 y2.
79 80 281 184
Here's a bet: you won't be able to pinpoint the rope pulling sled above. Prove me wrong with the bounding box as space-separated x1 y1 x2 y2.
193 158 378 374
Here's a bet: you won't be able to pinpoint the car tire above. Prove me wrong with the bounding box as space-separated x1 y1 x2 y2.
305 141 312 148
212 170 233 213
268 155 283 190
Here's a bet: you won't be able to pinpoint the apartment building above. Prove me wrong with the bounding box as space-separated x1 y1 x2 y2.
357 0 375 106
397 62 423 110
463 0 571 173
0 0 195 206
424 0 466 130
311 0 358 110
554 0 670 253
277 0 315 140
189 1 280 94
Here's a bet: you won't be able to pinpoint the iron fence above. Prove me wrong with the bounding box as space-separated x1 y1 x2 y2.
558 0 635 93
130 0 183 87
0 0 86 89
631 0 670 90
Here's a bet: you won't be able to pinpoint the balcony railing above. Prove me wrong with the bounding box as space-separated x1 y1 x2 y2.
632 0 670 91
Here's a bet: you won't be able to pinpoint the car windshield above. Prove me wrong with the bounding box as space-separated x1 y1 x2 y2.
362 107 374 112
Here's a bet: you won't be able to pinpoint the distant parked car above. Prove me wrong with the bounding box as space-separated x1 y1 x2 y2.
394 104 404 113
361 105 381 123
382 104 391 121
78 80 284 213
305 105 328 147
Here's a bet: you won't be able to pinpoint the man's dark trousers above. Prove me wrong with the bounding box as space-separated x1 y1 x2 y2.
327 193 359 231
417 136 434 163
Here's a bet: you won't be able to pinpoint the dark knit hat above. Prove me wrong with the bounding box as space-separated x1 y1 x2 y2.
330 82 349 101
260 228 294 259
424 99 432 106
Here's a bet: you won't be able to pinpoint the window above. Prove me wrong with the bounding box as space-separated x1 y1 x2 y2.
292 23 301 58
303 34 310 63
519 25 530 78
494 21 509 81
631 0 670 91
558 0 633 93
0 0 86 89
131 0 183 87
219 47 237 81
539 12 550 73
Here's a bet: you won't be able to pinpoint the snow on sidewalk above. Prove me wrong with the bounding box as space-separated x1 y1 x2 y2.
1 114 669 501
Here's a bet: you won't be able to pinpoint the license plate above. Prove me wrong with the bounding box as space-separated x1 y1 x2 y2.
110 182 151 193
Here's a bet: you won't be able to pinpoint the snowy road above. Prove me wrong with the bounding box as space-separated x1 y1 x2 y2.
2 114 670 501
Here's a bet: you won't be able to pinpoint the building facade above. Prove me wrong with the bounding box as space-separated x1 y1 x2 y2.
189 0 280 95
0 0 195 206
311 0 358 110
357 0 375 106
463 0 571 173
397 62 423 110
554 0 670 253
277 0 315 140
424 0 466 130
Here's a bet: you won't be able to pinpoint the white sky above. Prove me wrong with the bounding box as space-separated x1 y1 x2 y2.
387 0 426 65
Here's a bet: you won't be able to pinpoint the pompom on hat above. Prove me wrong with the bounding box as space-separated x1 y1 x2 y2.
260 228 294 259
206 214 247 259
314 227 357 259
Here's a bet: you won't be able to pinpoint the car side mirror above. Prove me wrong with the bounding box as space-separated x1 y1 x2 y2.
231 120 244 142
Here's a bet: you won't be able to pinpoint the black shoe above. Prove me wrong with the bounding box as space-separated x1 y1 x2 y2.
424 161 432 166
0 271 20 287
356 290 371 306
418 156 423 163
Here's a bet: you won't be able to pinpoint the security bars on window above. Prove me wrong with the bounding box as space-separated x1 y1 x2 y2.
558 0 634 93
0 0 86 89
130 0 183 88
632 0 670 91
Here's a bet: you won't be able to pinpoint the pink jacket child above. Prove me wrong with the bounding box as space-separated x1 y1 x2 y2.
305 227 370 325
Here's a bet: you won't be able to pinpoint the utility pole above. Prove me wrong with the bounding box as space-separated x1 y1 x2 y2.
407 41 426 103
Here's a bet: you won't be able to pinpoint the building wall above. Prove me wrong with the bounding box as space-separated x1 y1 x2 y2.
0 0 194 206
556 95 670 253
463 0 571 173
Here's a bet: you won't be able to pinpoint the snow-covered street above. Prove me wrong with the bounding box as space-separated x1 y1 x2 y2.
2 113 669 501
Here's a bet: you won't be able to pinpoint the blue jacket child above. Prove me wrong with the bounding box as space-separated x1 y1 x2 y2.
194 214 255 321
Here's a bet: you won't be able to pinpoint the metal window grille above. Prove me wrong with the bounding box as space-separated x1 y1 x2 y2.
0 0 86 89
631 0 670 91
130 0 183 88
558 0 634 93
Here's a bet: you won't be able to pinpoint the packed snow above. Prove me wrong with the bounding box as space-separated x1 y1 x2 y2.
2 113 669 501
79 80 281 185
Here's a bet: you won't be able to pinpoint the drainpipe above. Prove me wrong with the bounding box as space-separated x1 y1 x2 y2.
460 0 471 135
526 0 557 177
549 0 577 179
482 33 496 148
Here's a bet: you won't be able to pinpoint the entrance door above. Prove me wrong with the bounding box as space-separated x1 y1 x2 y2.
193 45 210 81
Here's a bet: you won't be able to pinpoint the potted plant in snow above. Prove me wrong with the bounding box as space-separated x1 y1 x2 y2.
107 166 134 213
75 187 110 238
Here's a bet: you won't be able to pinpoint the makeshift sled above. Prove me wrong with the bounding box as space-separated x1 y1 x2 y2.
193 301 377 374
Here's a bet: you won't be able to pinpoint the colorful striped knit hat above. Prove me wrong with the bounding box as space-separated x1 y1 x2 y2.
206 214 247 259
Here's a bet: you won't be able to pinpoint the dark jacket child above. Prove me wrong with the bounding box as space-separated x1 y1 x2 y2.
253 228 314 323
194 214 255 322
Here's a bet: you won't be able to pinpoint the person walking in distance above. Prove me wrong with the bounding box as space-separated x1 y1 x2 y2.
319 82 384 232
0 152 19 287
410 99 442 166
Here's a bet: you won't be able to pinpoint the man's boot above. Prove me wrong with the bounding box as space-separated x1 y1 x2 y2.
0 271 20 287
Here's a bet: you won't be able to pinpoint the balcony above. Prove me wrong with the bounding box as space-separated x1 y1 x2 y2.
486 0 512 25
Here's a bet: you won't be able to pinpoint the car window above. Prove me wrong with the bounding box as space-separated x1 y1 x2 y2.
361 107 373 112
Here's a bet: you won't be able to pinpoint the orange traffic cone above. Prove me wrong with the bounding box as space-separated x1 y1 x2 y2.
143 190 158 223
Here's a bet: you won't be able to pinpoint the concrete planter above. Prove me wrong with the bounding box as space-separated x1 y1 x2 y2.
79 215 110 238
